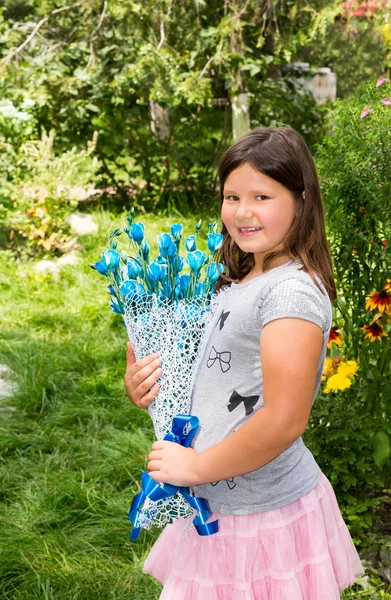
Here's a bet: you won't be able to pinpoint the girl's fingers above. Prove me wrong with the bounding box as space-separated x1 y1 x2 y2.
139 383 161 409
136 369 163 397
131 357 162 387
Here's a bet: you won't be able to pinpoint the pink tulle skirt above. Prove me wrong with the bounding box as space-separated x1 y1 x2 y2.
143 472 365 599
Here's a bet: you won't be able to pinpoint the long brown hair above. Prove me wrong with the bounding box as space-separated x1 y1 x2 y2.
215 126 337 301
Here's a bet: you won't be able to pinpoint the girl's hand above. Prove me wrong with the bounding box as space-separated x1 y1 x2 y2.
124 342 163 409
147 440 201 487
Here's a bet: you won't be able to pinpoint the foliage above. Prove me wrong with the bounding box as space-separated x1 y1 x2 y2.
0 107 100 254
0 0 338 213
304 78 391 544
296 7 389 98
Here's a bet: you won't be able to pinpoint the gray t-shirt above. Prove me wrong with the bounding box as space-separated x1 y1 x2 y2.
190 260 332 515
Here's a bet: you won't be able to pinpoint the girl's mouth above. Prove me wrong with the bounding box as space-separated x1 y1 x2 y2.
238 227 263 237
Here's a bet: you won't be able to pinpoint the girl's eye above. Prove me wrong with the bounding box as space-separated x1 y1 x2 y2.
256 195 268 201
225 195 238 201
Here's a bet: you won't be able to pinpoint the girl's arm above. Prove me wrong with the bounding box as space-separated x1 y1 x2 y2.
193 317 323 484
148 317 323 487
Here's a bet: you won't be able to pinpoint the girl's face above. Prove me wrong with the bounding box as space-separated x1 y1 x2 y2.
221 162 296 270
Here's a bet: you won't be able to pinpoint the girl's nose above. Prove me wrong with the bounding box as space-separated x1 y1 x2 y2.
236 202 254 220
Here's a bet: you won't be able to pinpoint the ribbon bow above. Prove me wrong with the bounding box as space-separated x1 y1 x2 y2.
206 346 231 373
227 390 259 416
128 414 219 540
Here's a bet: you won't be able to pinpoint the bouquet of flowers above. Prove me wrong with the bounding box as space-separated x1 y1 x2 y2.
91 209 225 539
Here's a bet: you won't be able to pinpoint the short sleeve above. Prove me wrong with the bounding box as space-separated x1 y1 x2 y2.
259 277 330 333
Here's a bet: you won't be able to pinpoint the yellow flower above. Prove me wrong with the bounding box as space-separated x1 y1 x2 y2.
327 326 343 350
361 321 387 342
337 360 359 379
365 289 391 315
322 357 334 380
324 373 352 394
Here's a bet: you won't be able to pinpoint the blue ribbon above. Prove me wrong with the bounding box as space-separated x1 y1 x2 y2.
128 414 219 540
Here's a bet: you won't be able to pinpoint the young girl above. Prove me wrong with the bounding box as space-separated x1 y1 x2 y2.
124 126 365 599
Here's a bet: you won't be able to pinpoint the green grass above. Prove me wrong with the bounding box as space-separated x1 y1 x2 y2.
0 210 389 599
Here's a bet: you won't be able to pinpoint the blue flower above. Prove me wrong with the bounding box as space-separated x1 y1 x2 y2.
206 262 225 284
107 285 116 296
173 255 184 274
92 258 109 275
185 235 196 252
195 282 205 297
170 223 183 240
130 223 145 244
167 240 177 259
148 261 162 284
180 274 190 295
158 233 172 251
120 280 137 298
196 220 202 234
110 297 124 314
103 249 121 270
186 250 205 272
127 257 143 279
141 240 150 261
175 284 182 299
207 233 224 253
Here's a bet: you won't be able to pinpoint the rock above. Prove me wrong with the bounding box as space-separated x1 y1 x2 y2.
35 259 59 276
67 213 98 236
0 364 18 399
57 252 79 267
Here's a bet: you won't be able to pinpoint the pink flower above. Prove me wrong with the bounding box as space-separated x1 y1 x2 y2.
360 106 374 119
381 98 391 106
376 77 389 87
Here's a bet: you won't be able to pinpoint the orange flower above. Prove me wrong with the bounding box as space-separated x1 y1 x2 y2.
361 321 387 342
327 326 343 349
365 289 391 314
384 279 391 293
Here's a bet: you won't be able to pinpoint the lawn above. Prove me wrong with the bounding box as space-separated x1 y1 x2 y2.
0 210 389 599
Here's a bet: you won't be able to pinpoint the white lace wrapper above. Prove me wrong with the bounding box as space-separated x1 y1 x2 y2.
123 293 222 531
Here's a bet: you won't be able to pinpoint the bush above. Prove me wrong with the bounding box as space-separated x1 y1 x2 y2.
309 78 391 544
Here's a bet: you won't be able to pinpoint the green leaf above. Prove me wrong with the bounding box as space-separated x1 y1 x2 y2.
372 431 391 468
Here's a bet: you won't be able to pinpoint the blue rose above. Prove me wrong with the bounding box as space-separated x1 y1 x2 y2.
170 223 183 240
186 250 205 272
158 233 172 251
173 255 184 274
110 297 124 314
206 262 225 284
130 222 145 244
195 282 205 297
185 235 196 252
141 240 150 261
120 280 138 299
180 273 190 294
207 233 224 253
127 257 143 279
147 261 162 284
103 249 121 270
167 240 177 259
92 258 109 275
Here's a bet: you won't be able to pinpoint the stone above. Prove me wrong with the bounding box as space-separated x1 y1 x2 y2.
67 213 98 236
0 364 18 399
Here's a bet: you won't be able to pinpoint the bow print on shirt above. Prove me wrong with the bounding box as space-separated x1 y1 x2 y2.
210 478 237 490
206 346 231 373
216 309 230 331
227 390 259 416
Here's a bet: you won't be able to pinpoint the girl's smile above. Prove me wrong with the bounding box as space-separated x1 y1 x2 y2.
222 162 295 271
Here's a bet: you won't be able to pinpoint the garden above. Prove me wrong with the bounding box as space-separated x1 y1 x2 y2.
1 1 391 598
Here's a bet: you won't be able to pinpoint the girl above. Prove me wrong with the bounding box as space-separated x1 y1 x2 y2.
124 126 365 599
